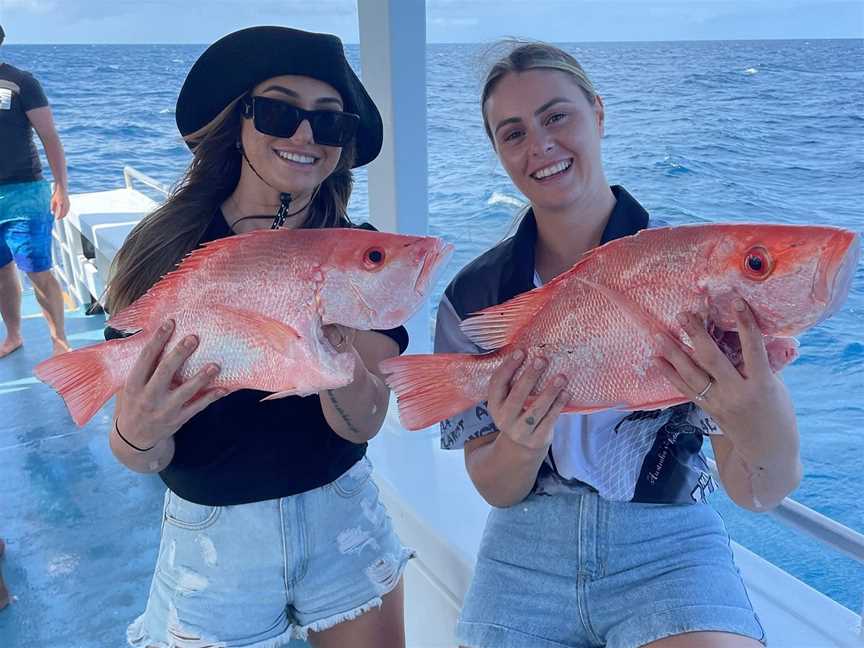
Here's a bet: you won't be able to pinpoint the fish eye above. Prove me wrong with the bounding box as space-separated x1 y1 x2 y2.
364 247 385 269
743 246 772 279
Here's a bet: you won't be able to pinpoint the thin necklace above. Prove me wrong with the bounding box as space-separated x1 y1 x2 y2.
226 189 318 231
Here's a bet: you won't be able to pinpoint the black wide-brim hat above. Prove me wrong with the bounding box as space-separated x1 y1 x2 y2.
175 26 383 168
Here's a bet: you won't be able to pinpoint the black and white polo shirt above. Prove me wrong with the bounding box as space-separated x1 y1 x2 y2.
434 185 717 504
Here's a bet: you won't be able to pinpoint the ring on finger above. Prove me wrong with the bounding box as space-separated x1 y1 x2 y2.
695 377 714 401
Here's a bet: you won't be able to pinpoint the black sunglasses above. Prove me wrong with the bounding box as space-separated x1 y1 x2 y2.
240 95 359 147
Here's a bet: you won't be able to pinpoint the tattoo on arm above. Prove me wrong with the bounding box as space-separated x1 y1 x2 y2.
326 389 363 436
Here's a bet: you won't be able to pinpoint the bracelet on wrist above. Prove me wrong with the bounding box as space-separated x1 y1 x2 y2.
114 418 155 452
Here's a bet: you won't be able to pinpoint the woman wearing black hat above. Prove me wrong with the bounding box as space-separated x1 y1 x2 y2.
105 27 413 648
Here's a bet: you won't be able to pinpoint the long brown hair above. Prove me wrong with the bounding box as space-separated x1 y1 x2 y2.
106 93 356 313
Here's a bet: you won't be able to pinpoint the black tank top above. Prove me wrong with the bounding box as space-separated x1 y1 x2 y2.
106 212 408 505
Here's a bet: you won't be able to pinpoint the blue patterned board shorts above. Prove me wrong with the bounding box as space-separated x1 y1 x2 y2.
457 484 766 648
0 180 54 273
127 457 414 647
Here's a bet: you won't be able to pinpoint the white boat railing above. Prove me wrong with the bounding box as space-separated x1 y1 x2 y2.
706 458 864 565
123 165 169 197
49 166 162 308
706 457 864 635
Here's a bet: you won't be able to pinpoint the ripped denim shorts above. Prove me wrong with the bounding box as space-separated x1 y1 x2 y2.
127 456 414 647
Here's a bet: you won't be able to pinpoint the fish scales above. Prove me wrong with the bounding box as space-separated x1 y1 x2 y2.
381 223 859 430
35 227 453 426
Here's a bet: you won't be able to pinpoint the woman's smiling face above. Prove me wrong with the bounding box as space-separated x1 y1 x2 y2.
240 74 345 197
484 69 607 212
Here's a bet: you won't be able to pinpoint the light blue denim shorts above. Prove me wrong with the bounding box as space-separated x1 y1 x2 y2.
0 180 54 273
127 457 414 647
457 485 765 648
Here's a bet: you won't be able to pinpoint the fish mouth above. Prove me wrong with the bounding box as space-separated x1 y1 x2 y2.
413 239 454 296
708 325 799 372
709 325 748 367
812 230 859 322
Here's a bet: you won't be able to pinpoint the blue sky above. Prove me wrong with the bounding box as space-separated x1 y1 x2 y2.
0 0 861 44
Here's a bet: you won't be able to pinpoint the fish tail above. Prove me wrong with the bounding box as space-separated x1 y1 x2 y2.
34 340 124 427
380 353 479 431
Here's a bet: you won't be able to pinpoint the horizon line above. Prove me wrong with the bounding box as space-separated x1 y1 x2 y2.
4 35 862 46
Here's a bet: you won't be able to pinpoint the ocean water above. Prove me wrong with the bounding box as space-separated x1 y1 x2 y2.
3 40 862 612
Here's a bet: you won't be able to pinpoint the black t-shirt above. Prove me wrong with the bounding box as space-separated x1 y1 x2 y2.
0 63 48 184
107 212 409 505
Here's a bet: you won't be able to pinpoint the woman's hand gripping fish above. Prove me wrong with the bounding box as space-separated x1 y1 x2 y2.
381 223 859 430
35 228 453 426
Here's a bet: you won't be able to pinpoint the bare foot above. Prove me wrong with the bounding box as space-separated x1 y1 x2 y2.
0 337 23 359
51 338 71 356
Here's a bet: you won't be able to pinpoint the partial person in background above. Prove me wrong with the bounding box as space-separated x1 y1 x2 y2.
436 41 801 648
0 23 71 359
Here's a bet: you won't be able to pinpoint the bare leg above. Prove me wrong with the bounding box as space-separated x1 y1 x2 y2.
308 579 406 648
0 262 24 358
643 631 764 647
26 269 69 355
0 537 9 610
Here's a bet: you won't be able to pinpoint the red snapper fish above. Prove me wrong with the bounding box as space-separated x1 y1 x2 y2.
35 227 453 426
381 223 859 431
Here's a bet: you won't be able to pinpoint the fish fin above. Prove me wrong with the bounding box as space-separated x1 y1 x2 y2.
459 248 608 350
34 339 126 426
460 282 565 350
765 336 800 373
212 305 301 354
618 395 691 411
560 402 626 415
463 235 670 349
260 390 298 401
379 353 478 430
107 231 268 332
260 368 354 401
534 394 687 415
573 277 668 338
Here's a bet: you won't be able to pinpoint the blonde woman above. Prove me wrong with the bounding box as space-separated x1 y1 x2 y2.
436 42 801 648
